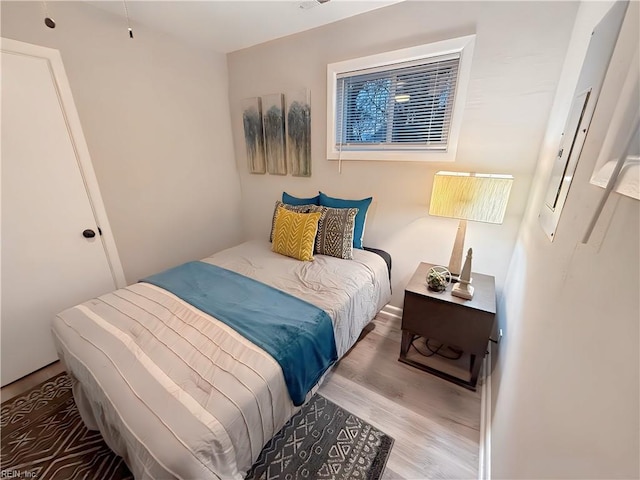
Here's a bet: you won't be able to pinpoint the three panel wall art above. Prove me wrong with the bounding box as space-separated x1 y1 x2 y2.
242 89 311 177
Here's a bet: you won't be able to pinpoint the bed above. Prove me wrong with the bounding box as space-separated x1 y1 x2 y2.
52 240 391 479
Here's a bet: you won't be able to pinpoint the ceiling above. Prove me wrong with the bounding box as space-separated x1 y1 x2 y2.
86 0 402 53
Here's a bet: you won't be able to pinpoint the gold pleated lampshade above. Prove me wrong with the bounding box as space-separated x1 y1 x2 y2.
429 171 513 224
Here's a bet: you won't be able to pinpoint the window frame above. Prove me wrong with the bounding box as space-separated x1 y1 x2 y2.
326 35 476 162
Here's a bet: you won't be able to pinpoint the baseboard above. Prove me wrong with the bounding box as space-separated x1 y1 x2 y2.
379 304 402 321
478 343 492 480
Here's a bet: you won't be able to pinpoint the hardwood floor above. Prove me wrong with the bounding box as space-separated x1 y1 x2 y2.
1 312 481 479
1 361 65 403
319 313 481 480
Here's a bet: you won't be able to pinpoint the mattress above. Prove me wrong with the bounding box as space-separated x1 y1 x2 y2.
52 240 391 480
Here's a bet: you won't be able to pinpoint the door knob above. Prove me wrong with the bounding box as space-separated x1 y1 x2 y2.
82 229 96 238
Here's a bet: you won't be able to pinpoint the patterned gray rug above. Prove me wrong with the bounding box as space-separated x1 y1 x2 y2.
246 392 394 480
1 373 393 480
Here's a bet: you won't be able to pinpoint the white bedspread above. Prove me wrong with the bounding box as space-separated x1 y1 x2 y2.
52 241 390 480
204 241 390 357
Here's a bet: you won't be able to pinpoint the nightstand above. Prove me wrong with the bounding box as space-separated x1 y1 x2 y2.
399 262 496 390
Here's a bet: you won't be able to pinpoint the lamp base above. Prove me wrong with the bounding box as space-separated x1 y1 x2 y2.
447 219 467 278
451 282 474 300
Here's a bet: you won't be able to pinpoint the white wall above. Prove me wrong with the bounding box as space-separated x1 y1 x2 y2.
1 1 243 283
227 1 578 307
492 1 640 477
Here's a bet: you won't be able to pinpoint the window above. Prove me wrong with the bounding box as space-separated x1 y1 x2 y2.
327 35 475 162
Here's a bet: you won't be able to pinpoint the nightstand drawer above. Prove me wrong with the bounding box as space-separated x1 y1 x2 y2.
403 291 494 354
399 262 497 390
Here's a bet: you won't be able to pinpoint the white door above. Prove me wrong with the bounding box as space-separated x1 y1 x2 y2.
1 40 124 386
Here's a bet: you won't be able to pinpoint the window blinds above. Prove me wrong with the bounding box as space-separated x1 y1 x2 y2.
335 53 460 151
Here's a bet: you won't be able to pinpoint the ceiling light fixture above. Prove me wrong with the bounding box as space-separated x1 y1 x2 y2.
123 0 133 38
299 0 330 10
42 1 55 28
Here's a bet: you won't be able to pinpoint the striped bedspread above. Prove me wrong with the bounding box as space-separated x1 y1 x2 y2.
52 240 392 480
141 261 338 406
53 281 297 479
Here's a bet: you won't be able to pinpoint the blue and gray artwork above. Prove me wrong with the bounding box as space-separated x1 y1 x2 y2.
286 90 311 177
262 94 287 175
242 98 266 174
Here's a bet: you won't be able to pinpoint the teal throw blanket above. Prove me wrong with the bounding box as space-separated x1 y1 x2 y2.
141 261 337 406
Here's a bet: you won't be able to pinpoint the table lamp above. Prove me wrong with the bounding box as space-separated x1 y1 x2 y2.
429 171 513 297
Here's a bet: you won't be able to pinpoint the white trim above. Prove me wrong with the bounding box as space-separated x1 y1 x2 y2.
326 35 476 162
1 38 126 288
479 342 492 480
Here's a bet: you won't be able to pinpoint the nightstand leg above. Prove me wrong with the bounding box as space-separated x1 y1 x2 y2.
469 353 482 388
400 331 413 359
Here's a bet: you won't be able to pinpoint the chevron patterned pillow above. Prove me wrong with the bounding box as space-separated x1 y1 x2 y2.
272 206 322 261
315 206 358 260
270 200 324 242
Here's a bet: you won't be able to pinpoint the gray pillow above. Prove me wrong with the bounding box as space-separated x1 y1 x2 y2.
269 200 324 242
315 206 358 260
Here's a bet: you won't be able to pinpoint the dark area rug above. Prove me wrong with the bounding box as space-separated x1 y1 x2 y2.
1 373 132 480
1 373 393 480
246 393 394 480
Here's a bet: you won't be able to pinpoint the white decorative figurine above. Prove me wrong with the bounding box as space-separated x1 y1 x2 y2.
452 248 474 300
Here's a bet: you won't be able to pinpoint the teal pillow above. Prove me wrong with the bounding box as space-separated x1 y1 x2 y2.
282 192 320 206
319 192 372 249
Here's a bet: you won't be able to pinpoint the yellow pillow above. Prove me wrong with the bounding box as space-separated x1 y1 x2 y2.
272 206 322 261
